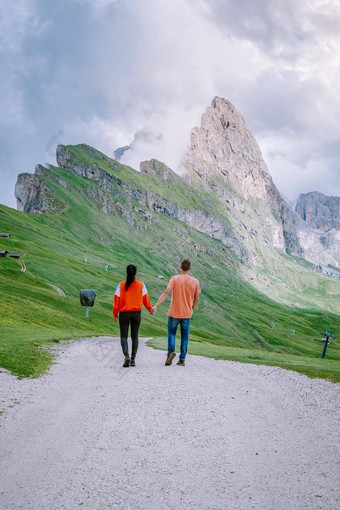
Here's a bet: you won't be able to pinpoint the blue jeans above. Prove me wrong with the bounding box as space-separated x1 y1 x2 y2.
167 317 191 360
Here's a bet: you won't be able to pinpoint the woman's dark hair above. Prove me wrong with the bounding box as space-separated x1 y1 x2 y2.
125 264 137 290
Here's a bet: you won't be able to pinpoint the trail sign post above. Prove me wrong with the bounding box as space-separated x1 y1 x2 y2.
320 330 335 359
80 289 96 318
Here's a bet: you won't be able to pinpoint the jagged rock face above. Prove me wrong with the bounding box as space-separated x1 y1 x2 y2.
140 159 178 181
15 165 56 213
55 145 244 258
56 144 123 176
184 97 296 253
184 96 277 202
295 192 340 232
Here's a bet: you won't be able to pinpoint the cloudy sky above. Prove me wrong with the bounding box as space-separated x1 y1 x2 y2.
1 0 340 208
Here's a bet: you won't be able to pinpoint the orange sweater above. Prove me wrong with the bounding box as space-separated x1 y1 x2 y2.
113 280 153 317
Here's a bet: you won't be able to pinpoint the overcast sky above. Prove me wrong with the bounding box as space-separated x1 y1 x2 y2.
1 0 340 208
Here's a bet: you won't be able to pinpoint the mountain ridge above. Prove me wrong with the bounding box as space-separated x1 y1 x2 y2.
13 97 340 312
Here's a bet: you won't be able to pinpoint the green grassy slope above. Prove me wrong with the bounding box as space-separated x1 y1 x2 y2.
0 148 339 379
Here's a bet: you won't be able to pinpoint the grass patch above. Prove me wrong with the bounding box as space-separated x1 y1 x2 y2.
147 337 340 382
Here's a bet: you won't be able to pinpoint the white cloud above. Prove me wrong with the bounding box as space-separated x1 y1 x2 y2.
80 0 119 8
0 0 41 53
259 133 340 201
110 0 271 172
0 0 46 129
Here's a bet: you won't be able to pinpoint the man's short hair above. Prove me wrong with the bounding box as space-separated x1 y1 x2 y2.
181 259 191 271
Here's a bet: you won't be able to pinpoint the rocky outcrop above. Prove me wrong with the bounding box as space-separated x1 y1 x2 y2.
140 159 179 181
184 97 301 253
184 97 276 202
56 144 123 176
57 144 145 203
15 165 58 213
295 192 340 232
55 145 245 258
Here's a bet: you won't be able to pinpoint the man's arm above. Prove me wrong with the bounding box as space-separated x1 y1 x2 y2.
192 293 199 309
192 280 201 311
153 288 171 312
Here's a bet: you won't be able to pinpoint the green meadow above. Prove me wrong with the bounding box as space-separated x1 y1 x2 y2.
0 146 339 379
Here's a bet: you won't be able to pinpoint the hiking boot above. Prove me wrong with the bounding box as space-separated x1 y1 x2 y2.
123 357 130 367
177 359 185 366
165 351 176 366
130 358 136 367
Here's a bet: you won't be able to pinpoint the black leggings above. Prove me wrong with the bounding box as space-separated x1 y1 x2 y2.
119 311 141 359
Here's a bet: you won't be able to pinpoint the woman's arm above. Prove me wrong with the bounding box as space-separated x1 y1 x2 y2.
142 283 154 314
113 283 121 320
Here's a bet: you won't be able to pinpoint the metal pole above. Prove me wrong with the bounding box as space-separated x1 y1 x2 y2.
321 336 329 359
85 306 89 318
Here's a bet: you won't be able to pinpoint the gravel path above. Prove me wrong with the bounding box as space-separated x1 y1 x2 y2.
48 284 66 297
0 337 339 510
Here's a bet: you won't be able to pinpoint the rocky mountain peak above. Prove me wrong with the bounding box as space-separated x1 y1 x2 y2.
184 96 275 202
183 96 340 268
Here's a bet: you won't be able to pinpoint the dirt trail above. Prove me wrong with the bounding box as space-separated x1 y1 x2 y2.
48 283 66 297
0 337 339 510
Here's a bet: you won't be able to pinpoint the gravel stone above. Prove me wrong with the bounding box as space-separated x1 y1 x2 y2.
0 337 339 510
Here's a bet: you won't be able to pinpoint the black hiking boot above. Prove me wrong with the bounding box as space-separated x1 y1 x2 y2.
165 351 176 366
123 357 130 367
130 358 136 367
177 359 185 366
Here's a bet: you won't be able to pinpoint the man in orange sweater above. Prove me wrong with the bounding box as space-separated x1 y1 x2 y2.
153 260 201 366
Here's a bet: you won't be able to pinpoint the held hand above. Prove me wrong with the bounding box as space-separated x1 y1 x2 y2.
114 315 118 322
152 306 157 315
